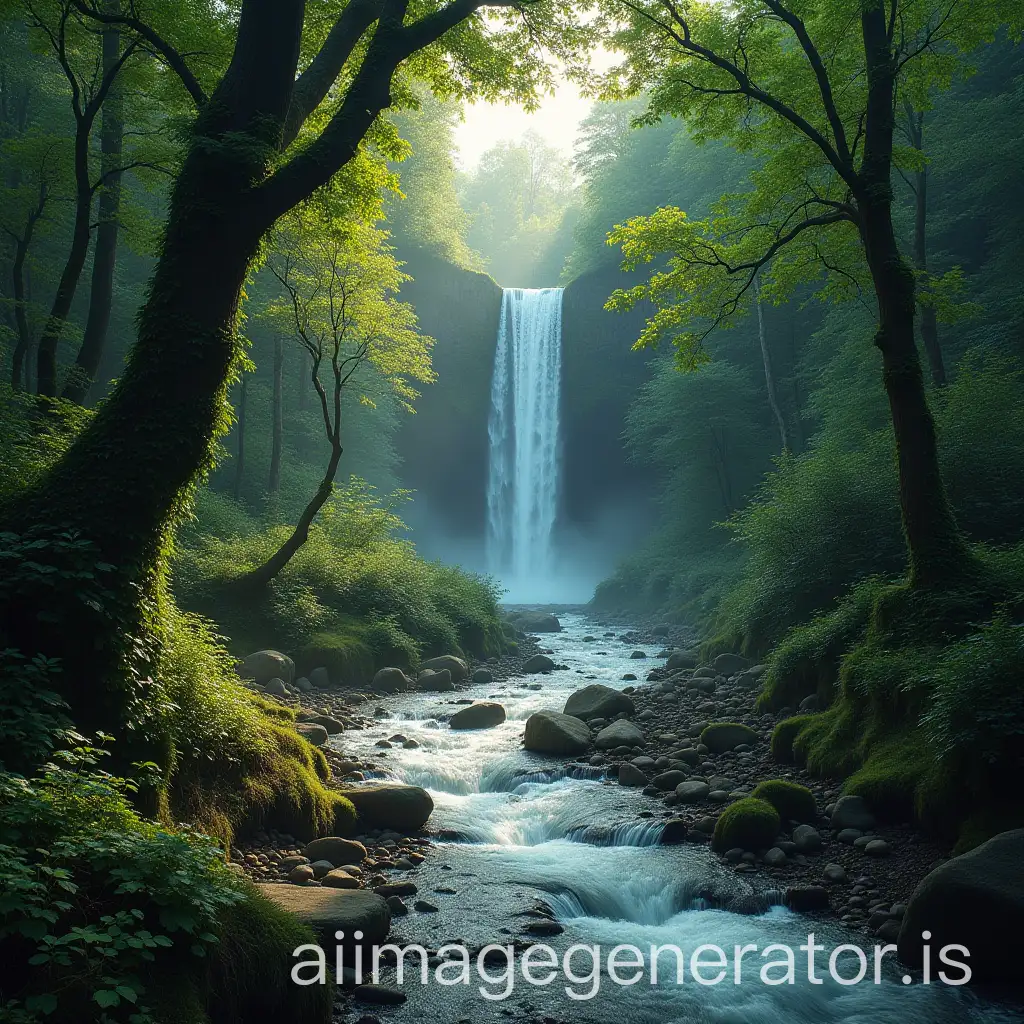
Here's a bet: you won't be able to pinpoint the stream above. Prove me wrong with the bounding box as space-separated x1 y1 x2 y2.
334 614 1021 1023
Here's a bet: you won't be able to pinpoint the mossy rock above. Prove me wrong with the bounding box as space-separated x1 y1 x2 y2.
770 715 816 763
150 883 334 1023
295 621 376 687
751 780 817 823
700 722 757 754
712 797 781 852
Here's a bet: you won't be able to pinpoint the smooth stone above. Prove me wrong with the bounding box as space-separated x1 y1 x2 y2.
256 884 390 944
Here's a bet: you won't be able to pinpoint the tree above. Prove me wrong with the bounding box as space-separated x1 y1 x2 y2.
239 214 431 588
602 0 1021 587
0 0 581 747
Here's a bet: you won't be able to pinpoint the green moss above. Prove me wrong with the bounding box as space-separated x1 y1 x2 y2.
770 715 816 763
712 797 781 852
148 885 333 1024
700 722 757 753
750 780 817 822
756 578 880 712
296 617 377 686
953 803 1024 855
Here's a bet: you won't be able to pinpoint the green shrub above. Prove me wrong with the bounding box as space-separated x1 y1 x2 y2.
712 797 780 852
750 780 817 822
174 479 504 668
0 756 331 1024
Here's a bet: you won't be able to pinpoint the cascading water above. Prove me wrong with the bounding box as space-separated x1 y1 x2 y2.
485 288 563 601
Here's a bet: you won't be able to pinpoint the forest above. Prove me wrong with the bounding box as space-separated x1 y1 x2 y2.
1 0 1022 1021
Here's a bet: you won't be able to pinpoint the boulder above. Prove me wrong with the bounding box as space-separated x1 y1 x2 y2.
449 701 506 730
594 720 644 750
898 829 1024 982
337 782 434 831
309 666 331 688
523 710 592 755
295 676 313 692
322 869 361 889
256 884 390 944
417 668 455 692
240 650 295 686
563 684 635 722
304 714 344 735
830 795 876 832
472 668 493 684
303 837 367 866
700 722 758 754
296 722 328 746
676 781 711 802
653 770 688 791
793 824 823 852
666 650 698 671
515 611 562 633
419 655 468 682
371 667 412 694
263 677 288 697
787 886 830 913
523 654 556 674
713 653 750 675
617 763 647 787
660 819 688 844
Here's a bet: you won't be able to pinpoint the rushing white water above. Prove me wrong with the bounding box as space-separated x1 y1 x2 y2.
485 288 563 601
334 616 1024 1024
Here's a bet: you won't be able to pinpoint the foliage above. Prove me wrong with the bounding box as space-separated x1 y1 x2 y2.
175 479 504 667
711 797 780 852
749 779 817 822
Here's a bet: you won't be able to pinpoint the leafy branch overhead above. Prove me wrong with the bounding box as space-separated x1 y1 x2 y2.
599 0 1023 363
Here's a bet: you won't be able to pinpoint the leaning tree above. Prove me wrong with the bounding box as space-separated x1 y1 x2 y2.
0 0 583 750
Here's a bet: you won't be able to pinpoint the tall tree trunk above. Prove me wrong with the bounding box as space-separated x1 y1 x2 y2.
859 0 968 587
63 5 124 406
233 373 248 502
754 274 788 450
268 333 283 496
905 109 945 387
10 229 36 390
35 116 96 397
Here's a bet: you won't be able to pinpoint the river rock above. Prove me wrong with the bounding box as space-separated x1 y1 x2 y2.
523 710 592 755
523 654 556 673
304 837 367 866
793 824 823 852
666 650 698 671
240 650 295 685
617 763 647 787
701 723 757 753
676 781 711 801
419 655 468 682
303 714 344 735
309 666 331 688
449 701 506 730
256 884 390 944
322 869 361 889
295 676 313 692
338 782 433 831
514 611 562 633
472 668 493 684
417 668 454 692
595 720 644 750
353 984 407 1006
713 653 750 675
263 677 287 697
564 684 635 721
660 819 688 844
830 795 876 831
652 769 687 791
787 886 830 912
296 722 328 746
898 829 1024 982
371 667 412 694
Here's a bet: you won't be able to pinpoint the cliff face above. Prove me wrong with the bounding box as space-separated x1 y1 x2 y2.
395 253 657 547
560 265 659 529
394 249 503 536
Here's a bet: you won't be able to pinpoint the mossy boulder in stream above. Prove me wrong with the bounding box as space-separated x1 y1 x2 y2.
712 797 781 852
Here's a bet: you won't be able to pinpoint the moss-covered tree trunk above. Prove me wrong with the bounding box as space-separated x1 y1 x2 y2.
860 1 969 588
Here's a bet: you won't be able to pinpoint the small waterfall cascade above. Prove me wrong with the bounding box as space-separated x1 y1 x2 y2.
485 287 563 597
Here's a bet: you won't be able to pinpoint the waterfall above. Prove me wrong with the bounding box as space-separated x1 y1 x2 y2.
485 288 563 599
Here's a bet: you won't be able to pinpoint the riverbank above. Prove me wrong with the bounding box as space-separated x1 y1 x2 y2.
235 612 1018 1024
